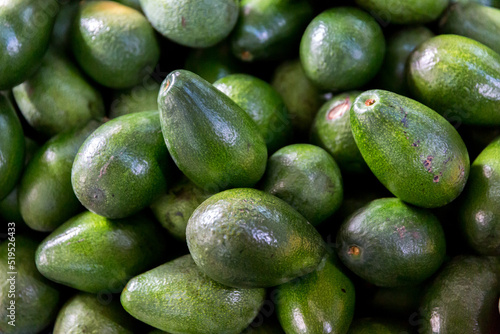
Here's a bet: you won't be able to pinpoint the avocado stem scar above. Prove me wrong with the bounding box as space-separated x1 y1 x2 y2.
163 80 170 92
348 246 360 256
365 99 376 106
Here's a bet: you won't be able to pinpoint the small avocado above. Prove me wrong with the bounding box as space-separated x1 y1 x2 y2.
121 254 266 334
36 211 167 294
350 90 470 208
158 70 267 192
355 0 448 24
337 198 446 287
186 188 327 288
109 81 160 119
347 317 412 334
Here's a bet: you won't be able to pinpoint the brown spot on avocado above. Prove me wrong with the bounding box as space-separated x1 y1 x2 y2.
396 226 406 238
365 99 376 106
433 175 440 183
348 246 360 256
181 16 186 27
99 156 114 178
327 97 350 120
241 51 253 61
423 156 434 172
341 288 346 293
163 80 170 92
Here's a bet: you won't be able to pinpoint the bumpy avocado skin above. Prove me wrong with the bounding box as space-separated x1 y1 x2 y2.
121 254 266 334
355 0 448 24
186 188 327 288
158 70 267 192
350 90 470 208
408 35 500 126
36 211 167 294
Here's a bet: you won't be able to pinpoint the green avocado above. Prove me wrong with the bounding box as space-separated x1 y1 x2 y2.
72 111 170 219
260 144 343 226
121 254 265 334
419 256 500 334
300 7 385 91
310 91 367 174
51 1 79 51
0 0 57 90
36 211 167 294
355 0 448 24
368 285 423 317
158 70 267 192
139 0 239 48
231 0 313 62
276 255 355 334
337 198 446 287
186 188 327 288
407 35 500 126
109 81 160 119
350 90 470 208
71 1 160 89
0 236 60 334
347 318 411 334
460 137 500 255
213 73 292 153
115 0 142 10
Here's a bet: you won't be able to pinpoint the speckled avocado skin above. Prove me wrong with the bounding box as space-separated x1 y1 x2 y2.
355 0 448 24
347 318 411 334
350 90 470 208
72 111 170 219
36 211 167 294
186 188 327 288
121 254 266 334
159 70 267 192
460 137 500 255
337 198 446 287
276 255 355 334
408 35 500 126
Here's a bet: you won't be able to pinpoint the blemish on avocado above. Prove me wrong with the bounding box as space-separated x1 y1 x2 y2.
401 112 409 128
365 99 375 106
341 288 346 293
163 80 170 92
423 156 434 172
99 156 114 178
396 226 406 238
174 211 184 217
327 97 350 120
412 140 420 147
181 16 186 28
348 246 360 256
433 175 440 183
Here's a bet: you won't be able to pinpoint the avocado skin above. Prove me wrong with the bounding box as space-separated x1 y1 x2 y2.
408 35 500 126
109 82 160 119
310 91 367 174
36 211 167 294
472 0 500 7
347 318 411 334
54 293 141 334
121 254 265 334
276 255 355 334
350 90 470 208
355 0 448 24
72 111 170 219
159 70 267 192
260 144 343 226
231 0 313 62
0 0 56 90
186 188 326 288
337 198 446 287
51 1 79 51
419 256 500 334
460 137 500 255
300 7 385 91
214 73 292 153
0 236 60 334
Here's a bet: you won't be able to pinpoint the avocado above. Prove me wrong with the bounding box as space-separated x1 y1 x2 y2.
158 70 267 192
186 188 326 288
347 318 412 334
310 91 367 174
0 236 60 334
36 211 167 294
213 73 292 153
121 254 266 334
276 255 355 334
300 7 385 91
72 111 170 219
460 137 500 255
139 0 239 48
407 35 500 126
368 285 423 318
115 0 142 10
260 144 343 226
350 90 470 208
71 1 160 89
471 0 500 7
231 0 313 62
419 256 500 333
109 81 160 118
0 0 57 90
355 0 448 24
337 198 446 287
51 1 79 51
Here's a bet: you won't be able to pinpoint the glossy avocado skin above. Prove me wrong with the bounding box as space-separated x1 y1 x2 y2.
276 255 355 334
214 74 292 153
0 0 56 90
419 256 500 334
355 0 448 24
350 90 470 208
310 91 367 174
347 318 411 334
36 211 167 294
460 137 500 255
109 81 160 119
0 236 60 334
260 144 343 226
159 70 267 192
72 111 170 219
337 198 446 287
231 0 313 62
186 188 326 288
300 7 385 91
408 35 500 126
121 254 266 334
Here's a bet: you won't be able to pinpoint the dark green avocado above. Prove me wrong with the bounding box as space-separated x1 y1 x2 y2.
347 317 412 334
51 1 79 51
355 0 448 24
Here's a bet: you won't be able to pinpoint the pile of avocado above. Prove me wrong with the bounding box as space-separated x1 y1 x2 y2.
1 0 500 333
